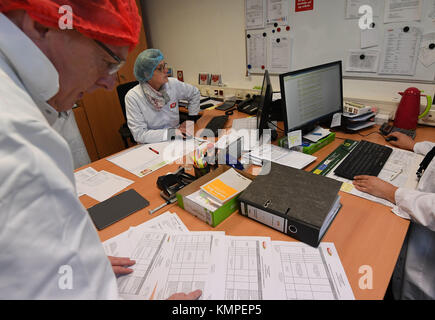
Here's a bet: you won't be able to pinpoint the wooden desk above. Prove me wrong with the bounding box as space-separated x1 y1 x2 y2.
78 112 434 300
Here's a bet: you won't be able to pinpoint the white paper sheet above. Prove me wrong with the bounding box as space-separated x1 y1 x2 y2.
269 35 292 73
430 0 435 18
266 0 289 25
384 0 423 23
378 25 422 76
272 241 355 300
242 143 316 169
247 33 267 70
108 139 206 177
74 167 98 197
246 0 266 29
361 21 380 48
203 236 284 300
129 211 190 234
303 126 331 143
79 170 134 202
419 32 435 67
345 0 380 19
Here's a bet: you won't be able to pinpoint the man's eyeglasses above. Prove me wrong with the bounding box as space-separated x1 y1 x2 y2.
156 62 168 73
94 40 126 75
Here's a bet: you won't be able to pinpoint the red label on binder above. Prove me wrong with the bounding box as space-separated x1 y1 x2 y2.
296 0 313 12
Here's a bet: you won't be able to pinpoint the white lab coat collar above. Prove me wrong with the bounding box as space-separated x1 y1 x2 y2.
0 13 60 125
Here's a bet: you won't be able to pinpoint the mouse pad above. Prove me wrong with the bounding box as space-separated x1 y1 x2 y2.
87 189 149 230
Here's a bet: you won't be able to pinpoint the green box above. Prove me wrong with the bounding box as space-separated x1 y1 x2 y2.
176 166 255 227
278 132 336 155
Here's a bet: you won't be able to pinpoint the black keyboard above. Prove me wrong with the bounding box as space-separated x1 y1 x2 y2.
333 140 393 180
204 115 228 136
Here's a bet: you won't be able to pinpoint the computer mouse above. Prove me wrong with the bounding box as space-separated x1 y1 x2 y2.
385 136 398 142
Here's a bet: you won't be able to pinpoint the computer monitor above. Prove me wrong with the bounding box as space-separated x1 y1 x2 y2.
256 70 273 140
279 61 343 134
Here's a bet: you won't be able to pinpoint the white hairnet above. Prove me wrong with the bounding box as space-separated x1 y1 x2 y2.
133 49 164 82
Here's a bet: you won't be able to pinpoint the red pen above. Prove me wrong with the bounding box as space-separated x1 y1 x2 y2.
148 147 159 154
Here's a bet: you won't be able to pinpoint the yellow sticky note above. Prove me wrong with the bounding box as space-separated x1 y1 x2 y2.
340 182 354 193
313 169 323 175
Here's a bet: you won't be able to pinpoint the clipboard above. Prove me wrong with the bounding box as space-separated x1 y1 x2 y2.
87 189 149 230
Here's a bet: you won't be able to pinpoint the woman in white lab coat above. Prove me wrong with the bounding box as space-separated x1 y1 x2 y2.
353 131 435 300
125 49 200 144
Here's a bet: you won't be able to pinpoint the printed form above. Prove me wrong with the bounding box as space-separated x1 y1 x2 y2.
273 242 354 300
204 236 284 300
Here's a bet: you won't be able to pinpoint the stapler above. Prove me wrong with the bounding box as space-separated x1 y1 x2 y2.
156 167 196 199
149 167 197 215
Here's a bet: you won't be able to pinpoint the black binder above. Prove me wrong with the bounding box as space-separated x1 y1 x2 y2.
87 189 149 230
238 162 342 247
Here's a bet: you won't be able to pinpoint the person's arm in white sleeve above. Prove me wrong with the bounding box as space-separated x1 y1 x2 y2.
175 80 200 116
394 140 435 231
414 141 435 156
125 93 172 143
395 188 435 231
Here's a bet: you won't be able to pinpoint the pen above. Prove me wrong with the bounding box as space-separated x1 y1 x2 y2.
390 169 402 181
312 133 322 136
149 147 159 155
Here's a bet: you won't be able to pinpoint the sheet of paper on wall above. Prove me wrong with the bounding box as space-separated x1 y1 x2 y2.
245 0 266 29
384 0 423 23
429 0 435 18
360 20 380 48
419 32 435 67
345 0 380 19
266 0 289 25
247 33 267 70
346 50 380 73
378 26 422 76
269 35 292 73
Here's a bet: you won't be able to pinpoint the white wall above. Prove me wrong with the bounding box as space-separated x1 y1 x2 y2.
141 0 434 104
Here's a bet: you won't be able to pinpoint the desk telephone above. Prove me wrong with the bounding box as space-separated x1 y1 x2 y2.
237 97 258 115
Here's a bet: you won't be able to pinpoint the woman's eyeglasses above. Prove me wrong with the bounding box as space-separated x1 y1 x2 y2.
156 62 168 73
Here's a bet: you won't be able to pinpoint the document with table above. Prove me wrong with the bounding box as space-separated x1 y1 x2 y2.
103 212 354 300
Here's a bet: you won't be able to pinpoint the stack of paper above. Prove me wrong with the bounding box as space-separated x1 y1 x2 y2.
74 167 134 202
200 168 252 205
103 211 355 300
242 143 317 169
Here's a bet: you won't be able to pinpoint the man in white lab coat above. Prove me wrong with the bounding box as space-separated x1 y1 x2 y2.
0 1 200 300
125 49 200 143
353 131 435 300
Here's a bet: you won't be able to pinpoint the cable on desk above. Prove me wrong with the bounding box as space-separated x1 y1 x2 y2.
267 121 285 132
357 131 383 138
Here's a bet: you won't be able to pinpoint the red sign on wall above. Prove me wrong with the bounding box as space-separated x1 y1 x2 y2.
295 0 313 12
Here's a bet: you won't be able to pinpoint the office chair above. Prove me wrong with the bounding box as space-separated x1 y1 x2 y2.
116 81 139 148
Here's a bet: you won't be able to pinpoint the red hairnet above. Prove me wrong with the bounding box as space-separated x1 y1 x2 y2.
0 0 142 51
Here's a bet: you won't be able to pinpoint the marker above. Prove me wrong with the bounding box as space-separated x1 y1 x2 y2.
312 133 322 136
149 147 159 155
